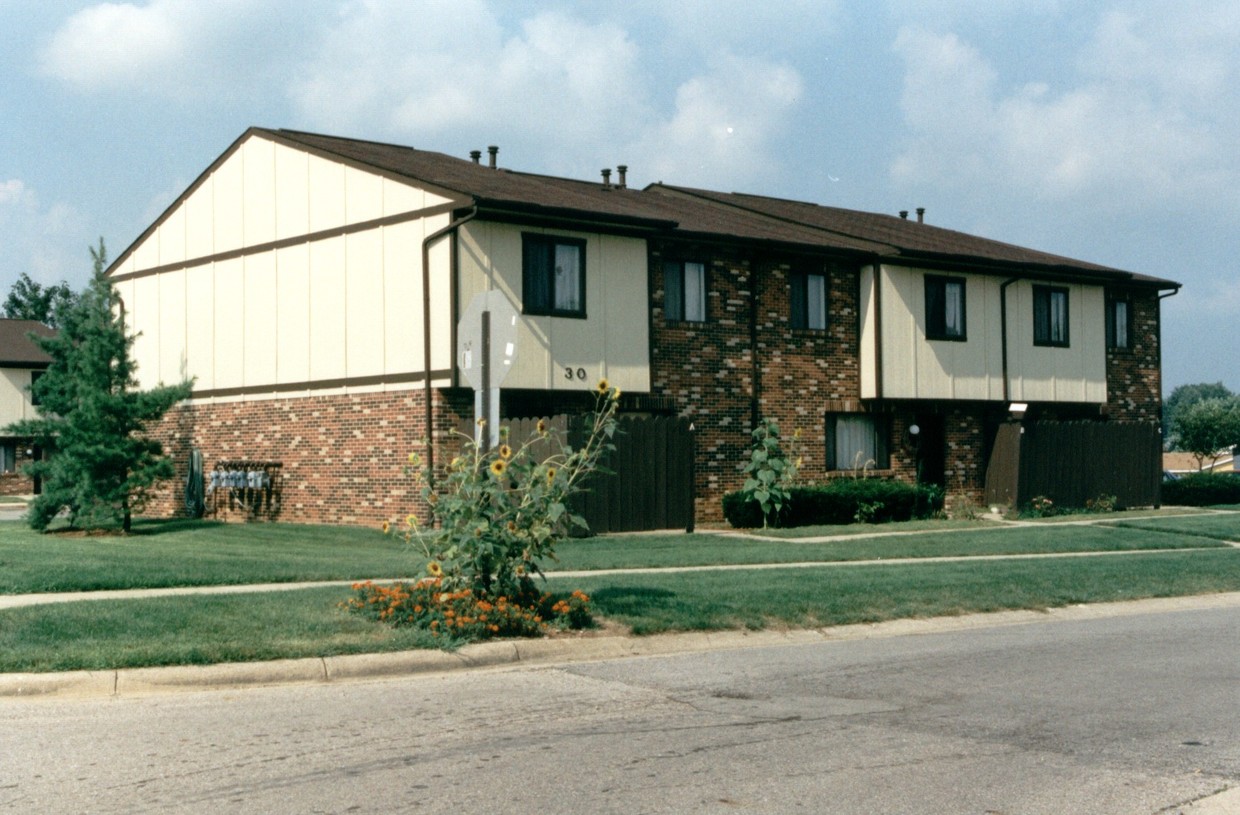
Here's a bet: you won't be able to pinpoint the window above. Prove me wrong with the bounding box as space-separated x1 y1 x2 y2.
825 414 889 470
30 370 43 407
1033 285 1069 347
664 261 707 322
790 270 827 330
0 444 14 474
522 234 586 318
1106 297 1130 350
925 275 967 341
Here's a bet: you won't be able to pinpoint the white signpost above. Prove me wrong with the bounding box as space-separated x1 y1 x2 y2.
457 291 519 451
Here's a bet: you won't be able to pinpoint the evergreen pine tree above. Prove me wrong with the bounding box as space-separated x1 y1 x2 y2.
6 239 192 532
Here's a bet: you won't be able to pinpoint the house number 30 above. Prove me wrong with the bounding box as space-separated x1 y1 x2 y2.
564 366 588 381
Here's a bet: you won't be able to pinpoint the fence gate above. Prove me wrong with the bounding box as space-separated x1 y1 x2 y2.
454 414 695 533
984 421 1162 510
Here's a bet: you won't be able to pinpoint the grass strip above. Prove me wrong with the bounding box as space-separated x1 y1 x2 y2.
4 549 1240 672
550 524 1226 571
0 519 418 595
1101 514 1240 542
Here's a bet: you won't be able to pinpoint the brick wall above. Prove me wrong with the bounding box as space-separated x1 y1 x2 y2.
0 440 40 496
1105 288 1163 424
149 387 473 527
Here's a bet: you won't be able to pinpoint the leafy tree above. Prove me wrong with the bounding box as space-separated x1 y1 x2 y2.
1171 397 1240 471
6 239 192 532
1164 382 1233 450
2 272 76 328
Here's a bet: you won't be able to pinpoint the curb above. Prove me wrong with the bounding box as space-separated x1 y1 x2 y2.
3 591 1239 699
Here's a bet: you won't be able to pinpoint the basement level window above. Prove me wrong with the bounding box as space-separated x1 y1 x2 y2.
522 234 586 318
790 270 827 330
664 261 707 322
1033 285 1070 347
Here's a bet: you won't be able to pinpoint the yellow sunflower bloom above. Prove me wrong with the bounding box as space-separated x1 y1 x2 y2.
595 378 610 394
498 444 513 460
427 561 443 577
490 458 507 476
546 467 557 484
381 520 390 534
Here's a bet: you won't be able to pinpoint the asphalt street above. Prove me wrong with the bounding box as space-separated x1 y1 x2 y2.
2 602 1237 814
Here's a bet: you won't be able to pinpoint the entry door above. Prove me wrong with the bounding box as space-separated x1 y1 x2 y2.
915 414 946 487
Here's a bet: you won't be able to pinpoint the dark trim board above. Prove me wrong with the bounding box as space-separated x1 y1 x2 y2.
190 368 454 400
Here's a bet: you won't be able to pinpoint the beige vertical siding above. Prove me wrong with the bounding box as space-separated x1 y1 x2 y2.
0 369 39 425
863 265 1106 403
456 222 651 393
116 132 458 397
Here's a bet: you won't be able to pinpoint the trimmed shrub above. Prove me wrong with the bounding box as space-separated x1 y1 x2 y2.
723 479 944 528
1162 473 1240 507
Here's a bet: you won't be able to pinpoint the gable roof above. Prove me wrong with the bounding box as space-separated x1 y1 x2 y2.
110 126 1180 289
0 320 54 368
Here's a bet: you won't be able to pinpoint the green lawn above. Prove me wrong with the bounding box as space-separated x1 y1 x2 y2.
0 516 1229 595
2 510 1238 673
4 549 1240 672
0 519 419 594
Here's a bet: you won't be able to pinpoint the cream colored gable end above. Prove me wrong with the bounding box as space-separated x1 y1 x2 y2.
111 132 452 278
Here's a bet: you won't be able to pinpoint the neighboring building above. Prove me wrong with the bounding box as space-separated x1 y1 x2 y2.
1163 448 1237 477
0 319 55 495
106 128 1180 525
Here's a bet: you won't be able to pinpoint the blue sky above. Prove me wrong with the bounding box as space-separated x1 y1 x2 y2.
2 0 1237 392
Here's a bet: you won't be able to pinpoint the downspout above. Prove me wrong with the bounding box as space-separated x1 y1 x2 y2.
1155 286 1180 431
422 205 479 484
999 277 1020 403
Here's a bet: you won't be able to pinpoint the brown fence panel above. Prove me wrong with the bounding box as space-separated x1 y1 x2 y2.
985 421 1161 510
452 413 695 533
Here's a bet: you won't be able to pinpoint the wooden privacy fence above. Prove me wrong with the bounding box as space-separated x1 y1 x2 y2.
452 414 695 533
984 421 1162 510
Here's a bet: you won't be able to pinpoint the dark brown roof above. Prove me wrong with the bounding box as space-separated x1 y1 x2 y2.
111 126 1179 289
0 320 54 367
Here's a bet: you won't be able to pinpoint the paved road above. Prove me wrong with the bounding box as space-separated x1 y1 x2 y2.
2 603 1237 814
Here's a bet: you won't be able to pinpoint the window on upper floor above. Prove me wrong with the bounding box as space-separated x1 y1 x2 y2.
790 270 827 330
30 370 43 407
664 261 707 322
924 275 967 341
1033 285 1070 347
1106 297 1130 350
522 234 586 318
825 414 890 471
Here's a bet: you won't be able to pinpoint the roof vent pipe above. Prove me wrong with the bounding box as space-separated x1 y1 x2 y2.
601 168 611 188
469 150 481 164
916 207 925 223
617 165 628 189
487 145 498 169
899 210 908 219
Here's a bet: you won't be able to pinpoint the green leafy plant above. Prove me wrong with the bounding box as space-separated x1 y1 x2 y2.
738 419 801 527
395 382 620 601
6 239 192 532
1027 495 1057 517
1084 494 1118 513
853 500 884 524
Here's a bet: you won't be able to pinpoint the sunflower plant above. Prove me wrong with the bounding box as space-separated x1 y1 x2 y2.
396 381 620 600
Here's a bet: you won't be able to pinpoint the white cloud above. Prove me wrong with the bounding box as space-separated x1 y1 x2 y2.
288 2 803 189
889 11 1240 212
0 180 90 289
628 54 804 190
39 1 193 90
